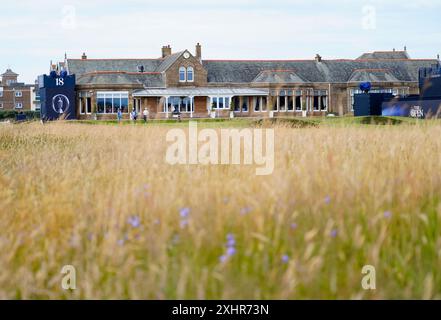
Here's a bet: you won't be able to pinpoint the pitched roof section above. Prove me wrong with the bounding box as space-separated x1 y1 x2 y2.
202 59 437 83
348 69 399 83
252 70 309 84
76 72 165 87
156 51 185 72
1 68 19 77
66 51 437 86
67 59 163 75
357 51 410 60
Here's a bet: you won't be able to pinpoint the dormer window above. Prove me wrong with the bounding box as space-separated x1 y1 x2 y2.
187 67 194 82
179 66 195 83
179 67 186 82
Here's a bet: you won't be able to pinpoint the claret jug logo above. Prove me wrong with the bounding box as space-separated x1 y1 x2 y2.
52 94 70 114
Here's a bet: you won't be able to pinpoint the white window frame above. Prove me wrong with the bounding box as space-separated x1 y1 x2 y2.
79 92 92 114
294 90 303 112
311 90 328 112
179 67 186 82
253 96 268 112
187 67 194 82
15 102 23 109
210 96 231 110
15 91 23 97
96 91 129 114
0 88 3 97
163 96 194 113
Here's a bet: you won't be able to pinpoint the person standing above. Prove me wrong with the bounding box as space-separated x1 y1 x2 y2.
143 108 149 123
131 108 138 122
117 108 123 123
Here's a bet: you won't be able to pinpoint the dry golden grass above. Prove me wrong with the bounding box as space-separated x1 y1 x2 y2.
0 120 440 299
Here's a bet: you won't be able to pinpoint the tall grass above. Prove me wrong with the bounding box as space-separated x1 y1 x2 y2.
0 121 440 299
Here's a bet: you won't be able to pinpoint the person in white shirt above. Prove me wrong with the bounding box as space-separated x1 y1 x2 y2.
143 108 149 123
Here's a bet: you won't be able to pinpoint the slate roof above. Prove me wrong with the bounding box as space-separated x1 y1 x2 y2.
76 72 164 87
67 59 163 75
252 70 308 84
347 69 399 83
156 51 185 72
67 51 438 86
202 59 438 83
357 51 410 60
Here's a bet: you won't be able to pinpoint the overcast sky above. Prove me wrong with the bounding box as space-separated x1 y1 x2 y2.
1 0 440 83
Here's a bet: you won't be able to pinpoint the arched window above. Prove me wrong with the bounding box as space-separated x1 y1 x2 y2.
187 67 194 82
179 67 186 82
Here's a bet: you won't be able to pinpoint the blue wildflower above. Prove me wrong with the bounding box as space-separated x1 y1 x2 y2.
282 255 290 264
330 229 338 238
219 255 228 263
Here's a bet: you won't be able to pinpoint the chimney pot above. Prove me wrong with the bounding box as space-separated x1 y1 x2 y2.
315 54 322 62
162 45 172 58
196 43 202 60
81 52 87 60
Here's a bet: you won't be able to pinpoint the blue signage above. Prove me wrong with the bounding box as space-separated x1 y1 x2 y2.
39 74 76 120
382 98 441 118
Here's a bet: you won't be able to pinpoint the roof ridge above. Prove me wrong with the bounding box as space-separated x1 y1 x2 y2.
68 58 162 61
352 68 392 72
79 71 162 76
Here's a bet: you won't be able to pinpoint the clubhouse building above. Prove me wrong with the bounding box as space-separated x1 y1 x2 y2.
55 44 439 119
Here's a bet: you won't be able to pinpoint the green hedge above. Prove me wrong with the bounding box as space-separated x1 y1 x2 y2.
0 110 41 120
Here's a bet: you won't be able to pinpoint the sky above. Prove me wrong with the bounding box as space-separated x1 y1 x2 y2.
1 0 440 83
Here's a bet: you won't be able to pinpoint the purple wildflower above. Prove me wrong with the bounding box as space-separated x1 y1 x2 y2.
325 196 331 204
128 215 141 228
227 238 236 248
282 255 290 264
384 211 392 219
330 229 338 238
180 207 191 218
290 223 298 230
226 247 236 256
117 239 125 246
180 219 189 229
240 207 252 215
219 255 228 263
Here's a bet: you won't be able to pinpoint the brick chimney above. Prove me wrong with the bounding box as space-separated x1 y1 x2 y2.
162 45 172 58
81 52 87 60
196 43 202 60
315 54 322 62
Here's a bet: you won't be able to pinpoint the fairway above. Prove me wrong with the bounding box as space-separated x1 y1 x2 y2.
0 119 440 299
